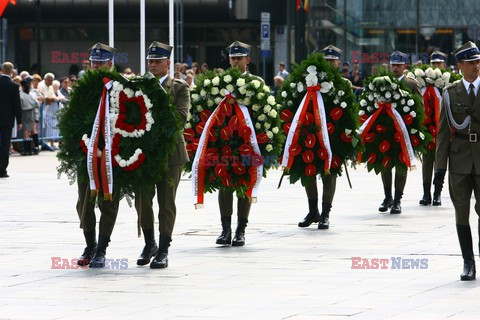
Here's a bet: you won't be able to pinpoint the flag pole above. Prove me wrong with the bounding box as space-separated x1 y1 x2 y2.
108 0 114 47
169 0 174 78
140 0 145 74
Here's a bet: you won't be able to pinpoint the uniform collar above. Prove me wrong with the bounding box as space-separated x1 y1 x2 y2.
462 76 480 95
159 74 169 85
397 75 405 82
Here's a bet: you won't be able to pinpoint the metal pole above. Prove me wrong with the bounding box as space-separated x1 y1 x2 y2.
286 0 291 69
263 57 266 81
415 0 419 55
0 17 4 63
36 0 41 74
109 0 114 47
140 0 145 74
169 0 174 78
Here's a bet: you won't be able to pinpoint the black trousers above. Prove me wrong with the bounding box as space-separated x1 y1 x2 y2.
0 126 13 175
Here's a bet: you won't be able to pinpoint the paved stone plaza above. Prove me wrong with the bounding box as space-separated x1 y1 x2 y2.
1 151 480 319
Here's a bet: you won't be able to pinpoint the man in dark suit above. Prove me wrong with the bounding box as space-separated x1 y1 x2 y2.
378 51 422 214
436 41 480 281
135 41 191 269
0 62 22 178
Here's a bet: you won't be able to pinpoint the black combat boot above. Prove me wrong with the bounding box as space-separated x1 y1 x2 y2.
432 183 442 206
21 140 32 156
90 234 110 268
298 198 320 227
150 235 170 269
232 217 248 246
216 216 232 245
77 231 96 267
379 187 393 212
457 224 476 281
318 202 331 230
137 228 158 266
390 190 402 214
30 134 40 154
419 183 432 205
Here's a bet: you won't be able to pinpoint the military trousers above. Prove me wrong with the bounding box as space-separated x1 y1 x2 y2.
381 169 407 194
218 189 251 219
422 153 435 185
304 174 337 204
134 164 183 238
76 180 120 237
449 171 480 226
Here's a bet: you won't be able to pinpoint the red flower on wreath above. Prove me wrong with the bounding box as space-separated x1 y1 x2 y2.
304 112 314 125
280 109 293 122
256 132 269 144
403 114 413 125
232 162 247 175
220 126 233 140
379 140 390 153
317 148 327 160
375 125 387 133
367 153 377 164
427 142 435 151
305 164 316 176
200 110 212 123
410 135 420 147
289 144 302 156
222 173 232 187
222 145 232 157
429 125 436 136
302 150 314 163
382 156 392 168
340 131 352 143
331 155 341 169
214 112 225 127
215 164 227 177
184 128 195 141
327 122 335 134
239 144 253 155
228 115 240 131
283 123 291 134
394 132 402 143
360 114 369 123
305 133 316 148
220 102 233 116
196 122 206 134
330 107 343 121
364 132 376 143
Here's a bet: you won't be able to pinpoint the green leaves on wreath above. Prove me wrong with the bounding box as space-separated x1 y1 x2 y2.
276 52 362 186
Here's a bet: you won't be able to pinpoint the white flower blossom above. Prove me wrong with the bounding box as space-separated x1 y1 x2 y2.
385 92 391 99
407 99 414 106
287 100 293 106
338 90 345 96
185 123 192 129
258 114 266 122
391 102 397 108
368 83 375 90
306 65 317 74
367 106 373 112
419 132 425 140
403 106 410 113
239 86 247 95
414 69 425 77
281 91 288 98
266 131 274 139
401 99 406 105
223 75 232 83
212 76 220 86
214 97 222 105
410 128 418 134
268 109 277 118
263 86 270 93
196 106 203 112
255 123 261 130
211 87 219 95
297 82 304 93
207 100 214 107
305 73 318 87
264 122 271 130
410 111 416 118
393 93 400 100
425 67 435 79
257 92 265 99
358 110 365 115
340 102 347 109
236 78 246 86
266 144 273 152
267 95 276 106
368 94 374 101
320 81 332 93
251 80 261 89
252 104 261 112
200 89 207 97
360 99 367 107
391 83 398 90
220 89 227 97
290 82 296 88
434 79 444 88
263 105 272 113
203 79 211 86
272 127 279 134
226 84 234 92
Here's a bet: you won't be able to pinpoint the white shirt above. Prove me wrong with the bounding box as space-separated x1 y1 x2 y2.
397 75 405 82
462 76 480 96
159 74 168 85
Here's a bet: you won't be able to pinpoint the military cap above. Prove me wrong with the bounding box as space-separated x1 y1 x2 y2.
227 41 251 57
452 41 480 62
88 43 117 62
429 50 448 63
146 41 173 60
321 45 342 60
390 51 410 64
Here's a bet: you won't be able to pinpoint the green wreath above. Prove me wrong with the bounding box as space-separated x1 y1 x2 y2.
57 69 182 199
357 70 432 175
184 67 285 198
277 52 362 186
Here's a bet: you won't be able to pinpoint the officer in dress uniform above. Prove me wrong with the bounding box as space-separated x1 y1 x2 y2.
215 41 264 246
298 45 343 229
76 43 122 268
436 41 480 281
134 41 191 268
419 50 449 206
377 51 422 214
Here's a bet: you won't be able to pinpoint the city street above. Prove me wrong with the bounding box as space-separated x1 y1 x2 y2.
1 151 480 319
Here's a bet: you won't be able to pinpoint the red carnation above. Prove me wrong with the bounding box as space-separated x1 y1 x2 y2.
256 132 269 144
305 164 316 176
340 131 352 143
200 110 212 123
331 155 341 169
403 114 413 125
195 122 206 135
228 115 240 131
304 112 314 125
221 102 233 116
367 153 377 164
305 134 316 148
376 125 387 133
239 144 253 155
364 132 376 143
330 107 343 121
289 144 302 156
280 109 293 122
184 128 196 141
360 114 369 124
283 123 292 134
382 156 392 169
379 140 390 153
302 150 314 163
220 126 233 140
327 122 335 134
410 135 420 147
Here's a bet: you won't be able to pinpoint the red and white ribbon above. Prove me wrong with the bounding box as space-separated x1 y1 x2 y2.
421 85 442 136
87 79 114 200
358 102 416 168
281 85 332 173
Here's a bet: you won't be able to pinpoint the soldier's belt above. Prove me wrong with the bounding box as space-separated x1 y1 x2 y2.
455 132 478 143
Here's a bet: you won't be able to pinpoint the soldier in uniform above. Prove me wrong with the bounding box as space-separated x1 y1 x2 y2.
215 41 264 246
376 51 422 214
419 50 448 206
76 43 121 268
436 41 480 281
135 41 191 268
298 45 343 229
